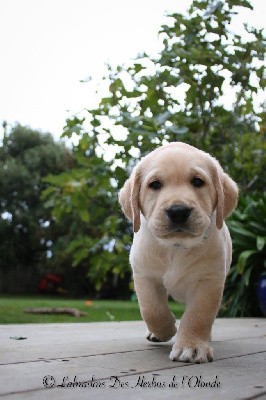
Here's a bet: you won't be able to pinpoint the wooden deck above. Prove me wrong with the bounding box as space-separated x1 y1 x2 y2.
0 319 266 399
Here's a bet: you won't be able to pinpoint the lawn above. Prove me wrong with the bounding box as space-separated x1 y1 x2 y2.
0 296 185 324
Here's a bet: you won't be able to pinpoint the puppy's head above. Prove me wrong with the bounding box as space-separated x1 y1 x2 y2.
119 142 238 247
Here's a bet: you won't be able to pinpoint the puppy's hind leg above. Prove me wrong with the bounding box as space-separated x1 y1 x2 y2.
134 274 177 342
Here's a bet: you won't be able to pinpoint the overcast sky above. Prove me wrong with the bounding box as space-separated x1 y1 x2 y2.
0 0 265 140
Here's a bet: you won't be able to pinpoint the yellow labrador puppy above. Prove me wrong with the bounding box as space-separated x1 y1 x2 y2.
119 142 238 363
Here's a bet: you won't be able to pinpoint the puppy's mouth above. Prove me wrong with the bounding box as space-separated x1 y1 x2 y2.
148 211 208 240
152 222 199 239
162 227 197 238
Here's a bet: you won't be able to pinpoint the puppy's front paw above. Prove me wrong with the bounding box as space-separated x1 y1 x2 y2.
146 331 162 343
170 342 213 363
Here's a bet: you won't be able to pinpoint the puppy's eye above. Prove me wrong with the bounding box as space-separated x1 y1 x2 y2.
191 177 205 188
149 180 162 190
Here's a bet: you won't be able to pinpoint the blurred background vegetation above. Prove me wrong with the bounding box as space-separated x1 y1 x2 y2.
0 0 265 317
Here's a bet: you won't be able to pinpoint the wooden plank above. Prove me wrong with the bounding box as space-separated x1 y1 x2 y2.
0 337 265 397
1 350 266 399
1 319 265 364
0 319 265 399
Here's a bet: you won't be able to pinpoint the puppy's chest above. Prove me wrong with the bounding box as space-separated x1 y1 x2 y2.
163 267 188 303
162 254 200 303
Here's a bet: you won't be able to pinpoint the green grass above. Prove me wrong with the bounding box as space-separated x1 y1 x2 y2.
0 296 185 324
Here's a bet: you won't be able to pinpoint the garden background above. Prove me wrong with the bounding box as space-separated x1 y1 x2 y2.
0 0 265 320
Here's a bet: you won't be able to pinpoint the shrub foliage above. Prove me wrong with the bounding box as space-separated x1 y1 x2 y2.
42 0 265 313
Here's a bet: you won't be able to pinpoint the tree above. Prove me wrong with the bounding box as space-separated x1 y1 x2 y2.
42 125 132 292
97 0 265 189
43 0 265 297
0 124 73 293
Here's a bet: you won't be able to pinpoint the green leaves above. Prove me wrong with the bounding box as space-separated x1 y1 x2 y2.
257 237 265 252
0 125 73 286
41 114 132 289
223 193 266 316
66 237 91 267
237 250 256 274
41 0 265 296
227 0 253 10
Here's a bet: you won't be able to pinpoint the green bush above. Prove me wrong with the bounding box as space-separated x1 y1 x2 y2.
222 193 266 316
42 0 265 302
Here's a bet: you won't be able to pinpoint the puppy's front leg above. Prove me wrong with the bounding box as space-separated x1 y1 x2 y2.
170 281 223 363
134 274 177 342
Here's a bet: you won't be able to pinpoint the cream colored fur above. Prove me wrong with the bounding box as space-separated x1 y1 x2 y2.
119 142 238 363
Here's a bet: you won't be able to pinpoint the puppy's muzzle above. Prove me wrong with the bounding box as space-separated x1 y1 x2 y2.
165 204 193 226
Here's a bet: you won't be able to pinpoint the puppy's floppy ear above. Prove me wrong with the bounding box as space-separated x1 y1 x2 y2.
213 165 238 230
118 166 141 233
213 168 224 230
222 172 239 219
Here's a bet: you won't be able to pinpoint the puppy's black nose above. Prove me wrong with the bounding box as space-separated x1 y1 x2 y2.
166 205 193 224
